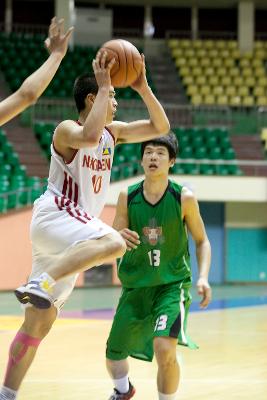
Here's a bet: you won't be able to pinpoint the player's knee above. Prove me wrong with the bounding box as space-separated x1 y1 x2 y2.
109 232 127 258
154 338 177 368
23 307 57 339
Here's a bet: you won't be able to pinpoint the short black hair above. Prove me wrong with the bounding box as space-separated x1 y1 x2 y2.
141 132 178 160
73 74 98 113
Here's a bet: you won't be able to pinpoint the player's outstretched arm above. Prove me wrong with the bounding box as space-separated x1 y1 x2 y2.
0 17 73 126
182 187 212 309
110 54 170 144
113 191 140 251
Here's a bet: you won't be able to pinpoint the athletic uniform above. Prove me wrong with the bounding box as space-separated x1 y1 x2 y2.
106 180 197 362
29 123 116 309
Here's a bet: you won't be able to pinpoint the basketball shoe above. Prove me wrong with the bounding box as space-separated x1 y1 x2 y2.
108 381 136 400
14 272 54 309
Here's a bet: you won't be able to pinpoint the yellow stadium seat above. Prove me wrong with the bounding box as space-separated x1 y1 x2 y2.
253 86 265 97
224 58 235 68
228 40 238 50
226 86 236 96
217 67 227 77
254 41 264 50
184 48 195 58
221 76 232 86
242 96 254 107
257 77 267 87
231 49 241 59
175 57 187 68
168 39 179 49
196 49 208 58
205 67 215 76
240 58 250 68
188 57 198 67
187 85 198 96
204 40 216 49
229 96 241 106
260 127 267 141
191 94 202 105
255 67 266 78
242 67 253 77
200 57 210 67
216 40 227 49
229 67 239 77
245 76 256 87
172 48 183 58
217 95 228 105
200 85 211 96
243 51 253 60
256 96 267 107
233 76 243 87
196 76 207 86
179 66 191 77
213 86 224 96
237 86 249 97
192 40 203 49
209 49 219 58
203 94 215 105
191 67 202 77
180 39 191 48
209 76 220 86
252 58 263 68
221 49 230 58
182 76 194 86
255 49 265 59
212 58 222 68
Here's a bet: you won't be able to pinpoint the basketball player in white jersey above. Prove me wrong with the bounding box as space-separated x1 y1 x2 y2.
0 17 73 126
0 50 170 399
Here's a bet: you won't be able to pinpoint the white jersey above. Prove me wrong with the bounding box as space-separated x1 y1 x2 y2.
47 125 115 218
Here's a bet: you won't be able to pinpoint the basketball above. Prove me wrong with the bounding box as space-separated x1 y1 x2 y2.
99 39 143 88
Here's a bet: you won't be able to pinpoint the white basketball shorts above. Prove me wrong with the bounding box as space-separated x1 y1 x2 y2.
28 193 115 309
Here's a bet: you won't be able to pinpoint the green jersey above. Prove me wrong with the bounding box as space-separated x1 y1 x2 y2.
118 180 191 288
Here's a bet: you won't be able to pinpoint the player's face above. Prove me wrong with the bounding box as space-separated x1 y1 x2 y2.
141 145 174 176
106 87 117 124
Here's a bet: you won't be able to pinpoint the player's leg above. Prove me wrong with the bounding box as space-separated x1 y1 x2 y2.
106 358 136 399
153 337 180 400
15 203 126 308
47 230 126 281
0 306 57 399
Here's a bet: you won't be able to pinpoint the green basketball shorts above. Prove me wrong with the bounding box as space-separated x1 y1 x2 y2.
106 277 197 362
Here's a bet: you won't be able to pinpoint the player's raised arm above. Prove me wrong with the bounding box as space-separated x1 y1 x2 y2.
110 55 170 144
0 17 73 126
113 190 140 251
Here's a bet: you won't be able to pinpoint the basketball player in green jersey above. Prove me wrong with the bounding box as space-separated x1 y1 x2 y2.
106 132 212 400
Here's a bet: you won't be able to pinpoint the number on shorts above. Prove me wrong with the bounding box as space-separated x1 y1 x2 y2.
148 249 160 267
154 315 168 331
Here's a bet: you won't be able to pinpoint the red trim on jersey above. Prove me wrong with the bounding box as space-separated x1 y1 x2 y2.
61 172 79 203
105 126 116 145
54 196 92 225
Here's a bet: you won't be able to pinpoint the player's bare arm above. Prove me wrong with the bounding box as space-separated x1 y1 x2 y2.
113 191 140 251
54 52 115 159
0 17 73 126
109 55 170 144
182 187 212 308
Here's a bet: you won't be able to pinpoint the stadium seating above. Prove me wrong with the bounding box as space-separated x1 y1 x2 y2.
169 38 267 107
0 128 46 213
0 32 155 101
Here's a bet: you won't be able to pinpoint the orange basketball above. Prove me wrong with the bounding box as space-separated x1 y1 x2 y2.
100 39 143 88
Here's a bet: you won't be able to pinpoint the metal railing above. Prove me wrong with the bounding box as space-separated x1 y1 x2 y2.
0 183 47 214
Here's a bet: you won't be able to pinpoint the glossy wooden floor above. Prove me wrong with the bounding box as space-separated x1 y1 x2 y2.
0 304 266 399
